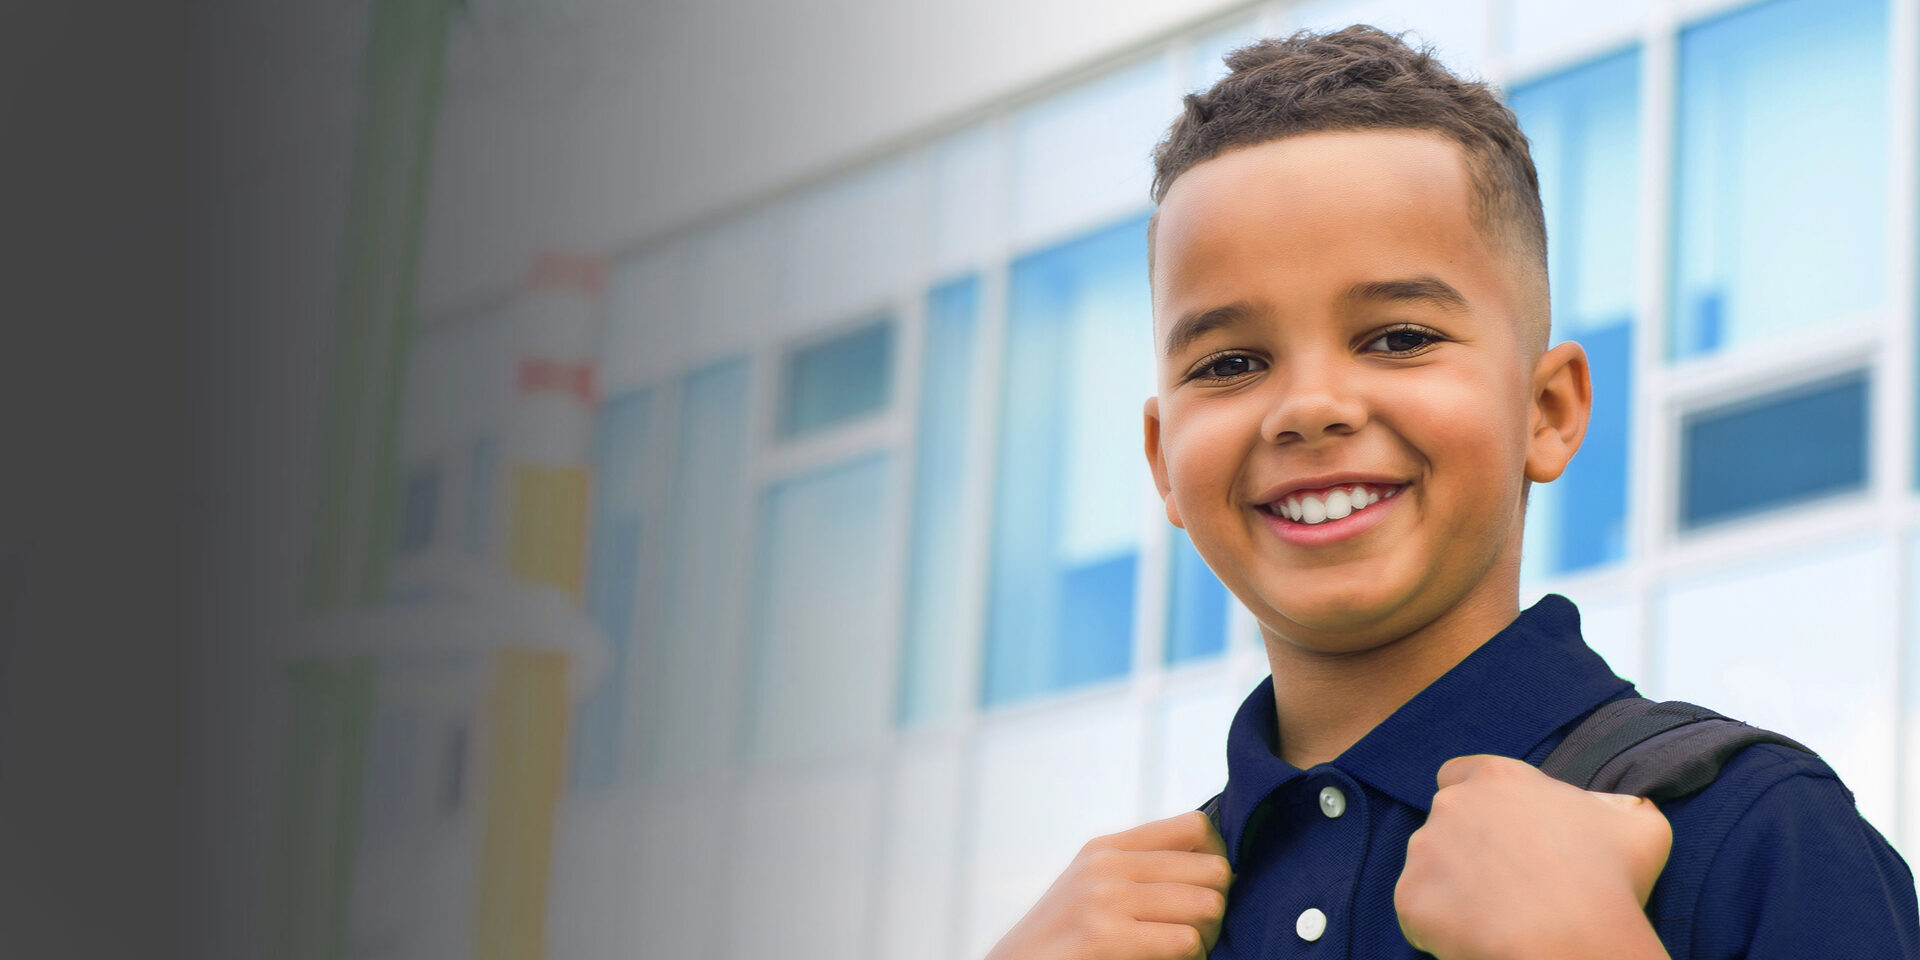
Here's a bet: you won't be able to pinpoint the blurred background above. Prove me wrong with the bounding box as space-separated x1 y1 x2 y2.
159 0 1920 957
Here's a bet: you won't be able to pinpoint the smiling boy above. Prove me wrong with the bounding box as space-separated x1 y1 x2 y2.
986 25 1918 960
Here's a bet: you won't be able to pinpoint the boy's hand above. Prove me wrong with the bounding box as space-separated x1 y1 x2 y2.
1395 755 1673 960
985 810 1234 960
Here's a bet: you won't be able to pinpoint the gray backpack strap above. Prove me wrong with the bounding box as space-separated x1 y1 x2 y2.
1541 698 1815 803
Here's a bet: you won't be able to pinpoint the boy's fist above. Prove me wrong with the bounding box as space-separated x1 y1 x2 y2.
1394 755 1673 960
985 810 1234 960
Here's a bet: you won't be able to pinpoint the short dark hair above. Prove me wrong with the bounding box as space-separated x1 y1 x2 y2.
1150 25 1547 280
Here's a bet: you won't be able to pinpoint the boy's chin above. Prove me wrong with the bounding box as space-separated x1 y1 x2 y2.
1262 591 1422 653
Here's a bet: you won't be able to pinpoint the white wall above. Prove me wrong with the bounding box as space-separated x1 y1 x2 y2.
416 0 1257 313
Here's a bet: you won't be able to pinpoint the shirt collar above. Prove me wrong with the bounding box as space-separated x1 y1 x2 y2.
1217 594 1634 865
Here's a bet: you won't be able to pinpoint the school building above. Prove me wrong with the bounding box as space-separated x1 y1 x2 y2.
250 0 1920 956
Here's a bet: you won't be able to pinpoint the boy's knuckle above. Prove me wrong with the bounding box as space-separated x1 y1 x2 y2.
1165 923 1205 958
1201 854 1233 890
1194 885 1227 918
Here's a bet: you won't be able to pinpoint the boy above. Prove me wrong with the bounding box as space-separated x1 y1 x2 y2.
987 25 1919 960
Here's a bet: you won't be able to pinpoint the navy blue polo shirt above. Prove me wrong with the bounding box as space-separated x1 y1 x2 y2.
1211 594 1919 958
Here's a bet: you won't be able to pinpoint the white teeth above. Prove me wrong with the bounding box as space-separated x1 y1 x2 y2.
1324 489 1352 520
1274 484 1399 524
1299 495 1327 524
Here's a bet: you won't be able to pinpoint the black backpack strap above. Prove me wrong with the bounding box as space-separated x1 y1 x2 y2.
1541 697 1816 803
1198 791 1224 832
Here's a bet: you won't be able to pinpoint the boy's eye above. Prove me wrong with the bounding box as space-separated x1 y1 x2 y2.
1190 352 1264 382
1363 325 1444 355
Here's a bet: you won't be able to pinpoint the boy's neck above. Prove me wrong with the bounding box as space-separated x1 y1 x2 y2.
1262 590 1522 770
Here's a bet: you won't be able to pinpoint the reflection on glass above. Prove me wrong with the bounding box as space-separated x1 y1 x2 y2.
641 357 751 777
400 462 440 555
1165 529 1228 665
1512 48 1640 576
1670 0 1887 358
461 437 497 555
779 318 896 439
574 389 650 790
749 454 897 762
984 216 1153 705
1010 57 1168 244
901 277 981 726
1680 373 1869 529
1657 536 1897 832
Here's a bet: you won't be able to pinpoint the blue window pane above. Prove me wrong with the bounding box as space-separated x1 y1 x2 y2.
642 357 752 778
779 318 895 438
1558 320 1631 569
399 463 439 554
984 216 1153 706
900 277 980 727
573 389 651 791
1511 49 1640 576
460 438 497 555
1671 0 1888 359
1165 529 1228 665
1681 374 1869 529
749 454 897 761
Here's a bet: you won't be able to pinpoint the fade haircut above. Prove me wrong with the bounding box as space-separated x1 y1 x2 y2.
1149 25 1549 344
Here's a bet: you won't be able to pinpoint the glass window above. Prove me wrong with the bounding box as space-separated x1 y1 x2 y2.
460 438 497 555
1183 18 1263 93
572 389 651 791
1286 0 1493 79
900 277 980 726
1510 49 1640 578
438 721 467 814
984 216 1153 706
748 454 897 762
640 357 752 778
1010 57 1169 246
778 318 895 439
1670 0 1888 358
965 701 1144 958
399 462 439 554
1505 4 1653 71
359 705 418 842
1165 529 1229 665
1679 373 1869 529
1656 536 1897 833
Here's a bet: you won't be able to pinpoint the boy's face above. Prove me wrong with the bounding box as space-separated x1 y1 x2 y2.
1143 129 1586 656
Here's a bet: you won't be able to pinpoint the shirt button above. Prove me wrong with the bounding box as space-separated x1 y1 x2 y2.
1296 907 1327 942
1318 785 1347 819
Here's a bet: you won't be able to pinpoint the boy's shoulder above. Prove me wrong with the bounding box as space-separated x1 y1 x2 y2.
1649 740 1918 958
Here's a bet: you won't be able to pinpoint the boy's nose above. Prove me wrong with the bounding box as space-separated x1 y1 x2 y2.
1260 372 1368 444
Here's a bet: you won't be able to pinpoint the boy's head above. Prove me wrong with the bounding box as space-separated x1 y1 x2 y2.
1148 26 1550 352
1140 26 1592 657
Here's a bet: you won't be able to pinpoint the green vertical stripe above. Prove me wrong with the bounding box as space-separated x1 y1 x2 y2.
280 0 453 958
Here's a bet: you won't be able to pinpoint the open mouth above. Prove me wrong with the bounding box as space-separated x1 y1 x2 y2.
1262 483 1402 525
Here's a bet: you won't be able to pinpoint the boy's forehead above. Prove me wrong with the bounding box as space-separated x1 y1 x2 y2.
1154 129 1477 251
1149 129 1539 351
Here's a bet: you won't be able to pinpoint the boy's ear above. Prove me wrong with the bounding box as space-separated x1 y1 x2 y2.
1142 396 1184 529
1524 341 1593 484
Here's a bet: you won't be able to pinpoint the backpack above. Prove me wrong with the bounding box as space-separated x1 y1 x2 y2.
1197 697 1815 829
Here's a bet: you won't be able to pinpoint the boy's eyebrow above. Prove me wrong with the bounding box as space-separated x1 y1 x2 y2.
1344 276 1470 312
1161 278 1468 358
1162 302 1254 358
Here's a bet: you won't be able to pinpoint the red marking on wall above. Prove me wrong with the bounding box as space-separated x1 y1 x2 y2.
516 358 598 406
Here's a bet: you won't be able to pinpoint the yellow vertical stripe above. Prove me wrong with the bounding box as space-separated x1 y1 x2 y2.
475 649 570 960
507 464 591 600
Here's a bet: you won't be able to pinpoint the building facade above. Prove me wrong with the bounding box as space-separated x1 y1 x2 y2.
293 0 1920 956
